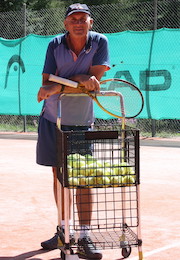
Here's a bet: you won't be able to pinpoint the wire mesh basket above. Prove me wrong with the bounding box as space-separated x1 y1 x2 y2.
56 123 141 250
57 124 139 189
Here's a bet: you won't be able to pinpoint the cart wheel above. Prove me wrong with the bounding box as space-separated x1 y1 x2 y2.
122 246 131 258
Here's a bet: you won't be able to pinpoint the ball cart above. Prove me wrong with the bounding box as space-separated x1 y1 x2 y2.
55 90 144 260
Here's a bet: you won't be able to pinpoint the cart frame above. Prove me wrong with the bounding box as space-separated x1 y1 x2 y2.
56 92 143 260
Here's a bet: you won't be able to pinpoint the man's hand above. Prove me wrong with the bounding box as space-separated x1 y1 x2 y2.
81 75 100 92
72 75 100 92
37 84 60 102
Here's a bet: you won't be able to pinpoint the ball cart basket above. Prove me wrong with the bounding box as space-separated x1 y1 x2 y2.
56 91 143 260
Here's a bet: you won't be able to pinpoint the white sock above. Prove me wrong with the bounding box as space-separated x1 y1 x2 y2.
61 220 74 234
79 225 90 239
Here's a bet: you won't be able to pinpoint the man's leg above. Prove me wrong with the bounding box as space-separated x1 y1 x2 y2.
76 188 102 259
53 167 58 205
53 167 72 220
41 167 73 250
76 188 92 226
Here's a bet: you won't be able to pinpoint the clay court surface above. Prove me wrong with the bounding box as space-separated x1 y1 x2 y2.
0 133 180 260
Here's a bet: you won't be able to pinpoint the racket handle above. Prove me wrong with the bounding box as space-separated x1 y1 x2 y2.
49 74 78 88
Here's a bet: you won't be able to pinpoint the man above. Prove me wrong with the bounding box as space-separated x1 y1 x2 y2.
37 3 110 259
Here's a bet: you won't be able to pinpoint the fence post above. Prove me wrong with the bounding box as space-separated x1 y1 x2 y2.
151 0 158 137
22 3 27 132
153 0 158 30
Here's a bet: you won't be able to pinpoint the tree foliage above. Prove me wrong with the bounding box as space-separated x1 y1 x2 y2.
0 0 179 38
0 0 152 12
0 0 25 12
0 0 57 12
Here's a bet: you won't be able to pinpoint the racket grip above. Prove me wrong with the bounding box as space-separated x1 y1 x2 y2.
49 74 78 88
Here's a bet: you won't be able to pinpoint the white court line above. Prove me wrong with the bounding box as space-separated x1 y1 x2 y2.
129 241 180 259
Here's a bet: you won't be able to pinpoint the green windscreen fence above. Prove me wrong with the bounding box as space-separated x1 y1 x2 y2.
0 28 179 119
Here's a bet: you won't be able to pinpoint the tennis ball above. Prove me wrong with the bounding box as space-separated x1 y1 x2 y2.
78 175 86 185
120 162 129 167
112 166 124 176
67 153 85 168
67 165 73 177
86 177 96 188
104 167 112 176
79 166 87 176
129 169 136 178
104 161 111 167
111 175 123 187
122 175 135 186
96 160 104 167
71 168 79 177
94 168 104 177
102 176 111 186
71 153 84 160
120 162 133 175
71 160 86 169
96 176 111 187
113 162 134 175
87 163 97 176
68 177 79 187
123 166 134 175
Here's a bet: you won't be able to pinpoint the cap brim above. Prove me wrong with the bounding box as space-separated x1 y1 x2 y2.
66 10 90 17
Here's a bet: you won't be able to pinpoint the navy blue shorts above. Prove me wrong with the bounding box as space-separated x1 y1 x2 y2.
36 116 91 167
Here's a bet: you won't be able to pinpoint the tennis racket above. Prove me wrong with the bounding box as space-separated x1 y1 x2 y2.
49 74 144 119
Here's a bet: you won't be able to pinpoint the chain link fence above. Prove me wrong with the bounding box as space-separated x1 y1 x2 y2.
0 0 180 137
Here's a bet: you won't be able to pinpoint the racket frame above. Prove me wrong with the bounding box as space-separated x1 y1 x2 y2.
49 74 144 119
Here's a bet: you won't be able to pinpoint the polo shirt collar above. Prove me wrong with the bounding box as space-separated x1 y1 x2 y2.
63 31 92 53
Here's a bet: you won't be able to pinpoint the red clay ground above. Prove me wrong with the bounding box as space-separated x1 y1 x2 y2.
0 133 180 260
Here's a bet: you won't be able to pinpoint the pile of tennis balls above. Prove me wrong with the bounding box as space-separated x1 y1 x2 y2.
67 153 136 188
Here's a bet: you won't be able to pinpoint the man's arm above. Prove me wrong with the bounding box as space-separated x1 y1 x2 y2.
37 73 83 103
89 65 107 81
37 65 107 103
37 74 61 102
71 65 107 91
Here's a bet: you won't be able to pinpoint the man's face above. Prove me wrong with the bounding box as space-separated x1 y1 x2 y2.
64 13 93 38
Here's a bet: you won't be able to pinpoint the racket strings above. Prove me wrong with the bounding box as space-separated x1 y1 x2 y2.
95 95 125 117
98 80 144 118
